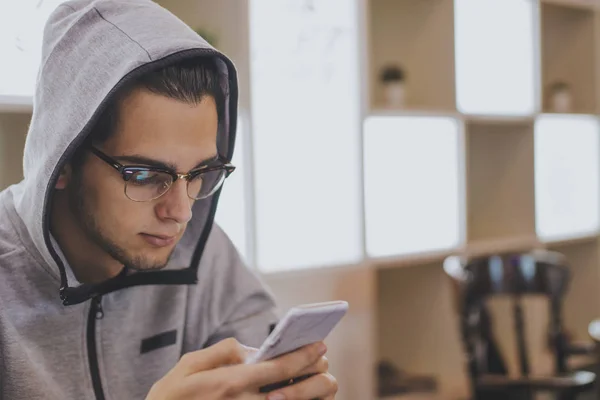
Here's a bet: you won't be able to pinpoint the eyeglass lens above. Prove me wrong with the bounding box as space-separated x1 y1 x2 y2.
125 169 227 201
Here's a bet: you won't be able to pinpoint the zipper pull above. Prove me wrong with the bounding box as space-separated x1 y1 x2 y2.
94 296 104 320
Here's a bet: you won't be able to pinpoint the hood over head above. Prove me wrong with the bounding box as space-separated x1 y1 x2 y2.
13 0 238 306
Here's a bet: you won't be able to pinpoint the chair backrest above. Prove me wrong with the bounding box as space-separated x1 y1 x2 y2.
443 250 572 383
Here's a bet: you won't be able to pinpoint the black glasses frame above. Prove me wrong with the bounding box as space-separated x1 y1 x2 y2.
88 146 236 200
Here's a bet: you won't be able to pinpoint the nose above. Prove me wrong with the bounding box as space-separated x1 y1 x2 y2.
155 179 193 224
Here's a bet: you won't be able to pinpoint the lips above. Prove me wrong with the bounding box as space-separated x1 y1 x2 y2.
140 233 177 247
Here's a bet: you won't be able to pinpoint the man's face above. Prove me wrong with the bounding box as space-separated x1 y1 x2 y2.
68 88 218 271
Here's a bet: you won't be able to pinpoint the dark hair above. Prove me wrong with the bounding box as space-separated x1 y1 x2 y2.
71 57 226 167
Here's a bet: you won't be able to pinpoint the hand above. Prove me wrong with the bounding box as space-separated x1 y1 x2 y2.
261 351 338 400
145 338 337 400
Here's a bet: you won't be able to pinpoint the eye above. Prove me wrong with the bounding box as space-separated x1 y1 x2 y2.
131 170 165 186
135 171 152 180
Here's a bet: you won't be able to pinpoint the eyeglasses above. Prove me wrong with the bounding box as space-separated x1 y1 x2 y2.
88 147 235 202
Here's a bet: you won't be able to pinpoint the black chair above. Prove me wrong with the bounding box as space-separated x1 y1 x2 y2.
443 250 596 400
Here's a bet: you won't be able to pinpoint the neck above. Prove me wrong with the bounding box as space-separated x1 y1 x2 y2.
50 191 123 284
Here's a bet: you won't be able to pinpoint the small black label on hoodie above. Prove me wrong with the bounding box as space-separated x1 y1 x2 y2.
140 330 177 354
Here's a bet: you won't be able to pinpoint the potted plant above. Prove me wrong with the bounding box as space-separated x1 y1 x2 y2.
380 64 406 109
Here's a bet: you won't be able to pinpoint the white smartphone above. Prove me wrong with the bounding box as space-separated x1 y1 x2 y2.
246 300 349 364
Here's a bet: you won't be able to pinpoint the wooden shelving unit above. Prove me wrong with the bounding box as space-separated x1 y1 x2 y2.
368 0 600 398
0 95 33 113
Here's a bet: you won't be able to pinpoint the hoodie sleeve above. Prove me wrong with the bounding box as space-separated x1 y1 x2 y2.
201 224 280 349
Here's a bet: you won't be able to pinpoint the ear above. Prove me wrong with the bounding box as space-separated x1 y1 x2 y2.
55 163 73 190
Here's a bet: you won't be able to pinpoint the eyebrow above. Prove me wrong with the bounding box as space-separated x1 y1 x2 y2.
114 154 220 171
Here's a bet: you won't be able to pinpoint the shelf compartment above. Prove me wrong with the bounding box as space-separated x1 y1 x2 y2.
541 2 596 114
368 0 456 112
466 121 536 242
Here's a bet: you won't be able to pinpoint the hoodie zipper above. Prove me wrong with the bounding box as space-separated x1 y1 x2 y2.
87 296 106 400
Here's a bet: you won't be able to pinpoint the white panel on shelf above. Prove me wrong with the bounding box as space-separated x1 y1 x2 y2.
0 1 66 99
363 116 462 258
214 117 249 264
250 0 362 272
454 0 536 115
534 114 600 241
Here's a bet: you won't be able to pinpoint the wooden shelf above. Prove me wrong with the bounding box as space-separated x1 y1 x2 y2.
542 0 600 11
0 96 33 113
369 110 538 125
373 234 543 271
372 248 457 271
463 114 536 125
542 232 600 247
461 235 543 258
369 108 461 119
263 232 546 275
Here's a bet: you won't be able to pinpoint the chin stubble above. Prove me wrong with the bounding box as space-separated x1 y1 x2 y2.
68 177 173 271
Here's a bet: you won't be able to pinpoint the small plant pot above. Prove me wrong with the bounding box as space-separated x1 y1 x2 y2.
380 64 406 109
548 82 572 113
383 81 406 109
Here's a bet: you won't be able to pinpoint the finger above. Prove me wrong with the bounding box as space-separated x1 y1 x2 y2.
176 338 248 376
265 372 338 400
177 369 268 400
242 341 328 388
296 356 328 378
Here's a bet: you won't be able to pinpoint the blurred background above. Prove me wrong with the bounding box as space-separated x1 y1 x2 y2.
6 0 600 399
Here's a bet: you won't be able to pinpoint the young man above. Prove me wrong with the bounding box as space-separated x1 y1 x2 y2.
0 0 338 399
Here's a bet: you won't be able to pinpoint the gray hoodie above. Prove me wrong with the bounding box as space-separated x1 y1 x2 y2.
0 1 279 399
